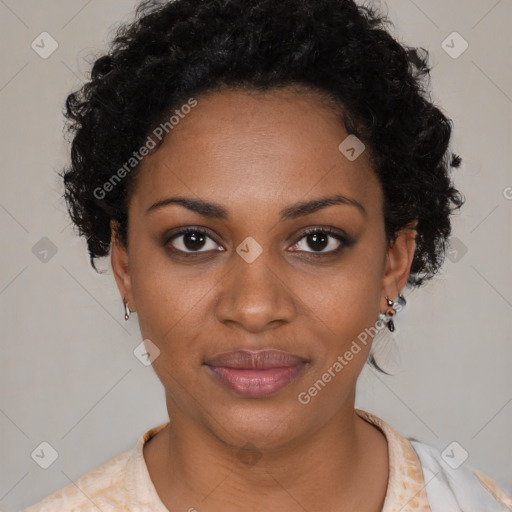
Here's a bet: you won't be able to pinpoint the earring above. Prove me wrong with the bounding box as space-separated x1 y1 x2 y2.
123 297 131 321
396 293 407 308
384 296 396 332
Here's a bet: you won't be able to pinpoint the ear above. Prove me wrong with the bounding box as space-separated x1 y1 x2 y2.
110 219 135 312
381 220 417 301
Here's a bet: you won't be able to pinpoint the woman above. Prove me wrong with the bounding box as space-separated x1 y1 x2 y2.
25 0 511 510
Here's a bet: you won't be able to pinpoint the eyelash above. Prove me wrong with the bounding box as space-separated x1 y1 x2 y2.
295 227 352 256
163 226 353 258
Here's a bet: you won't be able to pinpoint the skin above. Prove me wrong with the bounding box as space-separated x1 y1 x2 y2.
111 85 417 512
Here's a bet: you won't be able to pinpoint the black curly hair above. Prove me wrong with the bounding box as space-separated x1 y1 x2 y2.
60 0 464 292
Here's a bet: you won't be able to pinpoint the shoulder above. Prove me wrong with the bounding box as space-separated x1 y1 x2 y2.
23 450 134 512
23 421 170 512
409 439 512 512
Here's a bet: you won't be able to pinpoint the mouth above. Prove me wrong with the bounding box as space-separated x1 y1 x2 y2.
204 349 308 398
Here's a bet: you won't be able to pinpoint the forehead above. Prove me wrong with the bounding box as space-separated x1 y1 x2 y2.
130 86 382 216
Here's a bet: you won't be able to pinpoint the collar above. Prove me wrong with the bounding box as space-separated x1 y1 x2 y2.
124 409 430 511
355 409 431 511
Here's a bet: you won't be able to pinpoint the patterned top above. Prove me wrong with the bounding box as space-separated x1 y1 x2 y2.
24 409 512 511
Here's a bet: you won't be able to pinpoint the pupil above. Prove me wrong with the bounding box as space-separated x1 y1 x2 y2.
184 232 205 251
308 232 327 251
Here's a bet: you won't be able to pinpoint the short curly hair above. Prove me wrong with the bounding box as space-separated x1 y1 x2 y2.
60 0 464 290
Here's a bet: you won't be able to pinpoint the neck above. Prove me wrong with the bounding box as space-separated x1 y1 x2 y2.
144 396 389 512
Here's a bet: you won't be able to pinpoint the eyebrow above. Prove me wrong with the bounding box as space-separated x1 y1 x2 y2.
144 194 367 220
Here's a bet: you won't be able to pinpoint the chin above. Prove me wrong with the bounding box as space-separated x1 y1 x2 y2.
205 398 308 451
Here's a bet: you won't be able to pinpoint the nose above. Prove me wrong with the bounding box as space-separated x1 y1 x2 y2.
214 248 297 333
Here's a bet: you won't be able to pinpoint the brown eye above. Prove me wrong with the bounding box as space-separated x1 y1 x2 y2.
289 228 351 254
167 228 222 254
304 231 330 251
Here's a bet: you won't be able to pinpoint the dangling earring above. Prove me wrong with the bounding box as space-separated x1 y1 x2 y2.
123 297 131 321
384 296 396 332
396 293 407 308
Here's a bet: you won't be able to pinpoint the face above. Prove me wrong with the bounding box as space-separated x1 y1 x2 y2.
112 86 416 450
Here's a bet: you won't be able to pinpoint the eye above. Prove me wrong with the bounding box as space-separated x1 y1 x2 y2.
289 227 350 254
164 226 353 257
166 227 223 254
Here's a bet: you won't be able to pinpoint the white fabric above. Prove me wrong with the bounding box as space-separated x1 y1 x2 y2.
410 440 511 512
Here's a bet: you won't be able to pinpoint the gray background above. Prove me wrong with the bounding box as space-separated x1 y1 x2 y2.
1 0 511 510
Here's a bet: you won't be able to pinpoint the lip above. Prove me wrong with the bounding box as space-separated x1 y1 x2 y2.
205 349 307 369
204 349 308 398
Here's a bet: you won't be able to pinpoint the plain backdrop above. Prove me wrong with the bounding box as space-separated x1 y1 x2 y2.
1 0 511 510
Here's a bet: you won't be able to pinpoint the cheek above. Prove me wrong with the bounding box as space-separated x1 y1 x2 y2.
134 274 213 351
302 257 385 388
298 274 382 403
304 249 384 335
128 242 216 358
